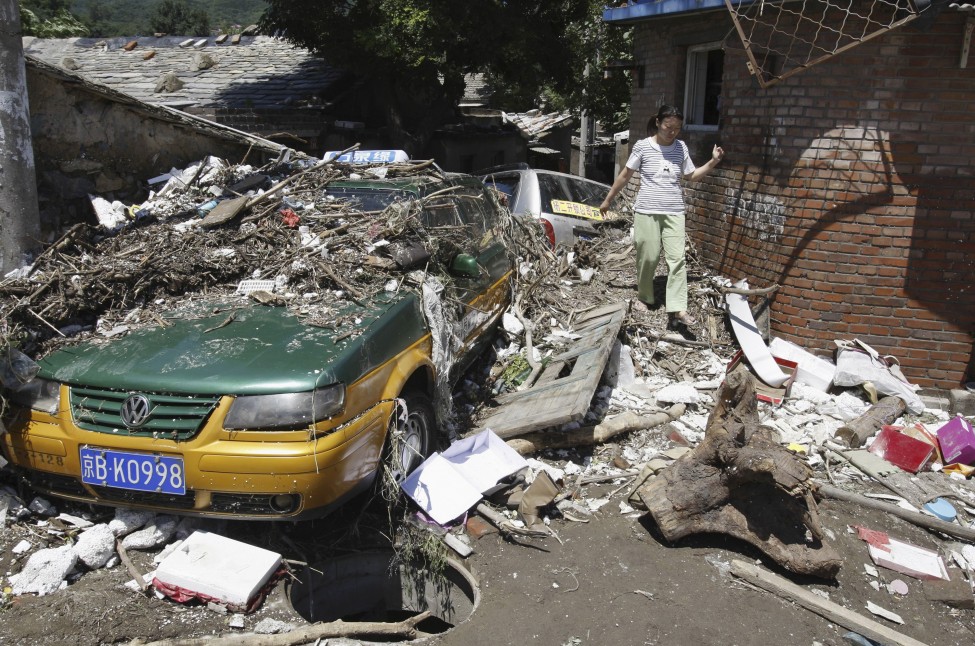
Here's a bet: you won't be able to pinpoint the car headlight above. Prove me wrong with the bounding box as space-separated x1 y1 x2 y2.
223 384 345 430
7 378 60 415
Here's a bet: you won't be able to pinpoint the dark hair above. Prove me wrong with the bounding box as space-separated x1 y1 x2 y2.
646 105 684 135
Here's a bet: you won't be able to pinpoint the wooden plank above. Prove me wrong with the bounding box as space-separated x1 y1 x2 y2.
477 302 626 438
730 560 929 646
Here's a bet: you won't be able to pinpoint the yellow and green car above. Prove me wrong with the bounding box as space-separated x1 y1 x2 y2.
2 171 512 520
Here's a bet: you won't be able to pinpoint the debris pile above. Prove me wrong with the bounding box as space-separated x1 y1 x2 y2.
0 152 505 365
1 150 975 644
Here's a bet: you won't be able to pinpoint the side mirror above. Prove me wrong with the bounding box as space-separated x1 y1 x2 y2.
450 253 482 279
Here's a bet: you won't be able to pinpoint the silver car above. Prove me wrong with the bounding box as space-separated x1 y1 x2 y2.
479 165 616 247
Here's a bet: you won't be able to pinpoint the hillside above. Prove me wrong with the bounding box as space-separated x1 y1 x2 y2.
70 0 266 37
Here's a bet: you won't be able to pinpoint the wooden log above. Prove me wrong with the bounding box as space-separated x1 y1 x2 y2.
132 611 432 646
505 405 685 455
730 559 929 646
815 482 975 543
834 395 907 448
639 365 842 578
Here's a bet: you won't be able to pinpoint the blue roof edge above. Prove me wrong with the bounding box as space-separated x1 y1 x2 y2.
603 0 739 22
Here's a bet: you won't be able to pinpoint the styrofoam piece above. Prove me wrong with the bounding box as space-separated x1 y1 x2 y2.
236 279 277 295
154 531 282 608
655 381 701 404
11 545 78 595
725 281 788 387
73 524 117 569
769 337 836 392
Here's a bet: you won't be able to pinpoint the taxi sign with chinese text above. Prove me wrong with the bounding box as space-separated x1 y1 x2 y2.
550 200 604 221
324 150 409 164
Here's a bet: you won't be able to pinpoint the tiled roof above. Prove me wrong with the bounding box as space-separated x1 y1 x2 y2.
503 109 574 141
460 73 493 107
22 35 345 109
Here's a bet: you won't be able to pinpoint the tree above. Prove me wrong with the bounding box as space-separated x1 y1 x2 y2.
20 0 89 37
259 0 627 154
149 0 211 36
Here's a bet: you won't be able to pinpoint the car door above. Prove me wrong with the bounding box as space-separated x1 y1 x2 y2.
419 184 511 361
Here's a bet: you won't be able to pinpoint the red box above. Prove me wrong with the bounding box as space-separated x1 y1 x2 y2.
868 426 935 473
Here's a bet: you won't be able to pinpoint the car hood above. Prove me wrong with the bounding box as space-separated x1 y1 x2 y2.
39 294 425 395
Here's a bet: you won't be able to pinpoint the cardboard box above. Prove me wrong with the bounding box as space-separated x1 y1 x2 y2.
768 337 836 392
936 416 975 465
727 350 798 405
153 531 282 610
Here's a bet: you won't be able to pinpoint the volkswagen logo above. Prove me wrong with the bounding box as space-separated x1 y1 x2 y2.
120 394 152 428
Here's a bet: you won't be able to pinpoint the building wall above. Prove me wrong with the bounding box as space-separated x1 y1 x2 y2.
26 66 282 235
195 107 331 156
628 9 975 388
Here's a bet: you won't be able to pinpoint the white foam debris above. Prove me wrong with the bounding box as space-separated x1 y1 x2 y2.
11 545 78 596
121 515 179 550
73 524 117 569
109 508 155 537
654 381 701 405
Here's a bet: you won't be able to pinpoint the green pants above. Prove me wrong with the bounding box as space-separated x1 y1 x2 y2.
634 211 687 313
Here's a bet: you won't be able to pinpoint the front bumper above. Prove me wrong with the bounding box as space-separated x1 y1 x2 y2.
1 393 393 520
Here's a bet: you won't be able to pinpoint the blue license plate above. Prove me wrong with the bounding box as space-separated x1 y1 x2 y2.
80 447 185 495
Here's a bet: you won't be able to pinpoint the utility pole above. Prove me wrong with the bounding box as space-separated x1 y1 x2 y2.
576 64 590 179
577 111 589 179
0 0 41 275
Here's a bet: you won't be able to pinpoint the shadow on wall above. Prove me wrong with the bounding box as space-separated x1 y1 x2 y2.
719 125 974 384
894 137 975 384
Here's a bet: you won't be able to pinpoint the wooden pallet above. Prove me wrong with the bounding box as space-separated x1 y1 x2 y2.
477 301 627 439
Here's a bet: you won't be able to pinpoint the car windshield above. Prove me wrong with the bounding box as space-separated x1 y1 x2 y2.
322 187 415 212
482 174 521 207
537 173 609 213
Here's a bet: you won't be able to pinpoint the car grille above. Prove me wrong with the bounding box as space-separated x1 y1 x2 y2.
210 493 296 515
69 386 220 440
29 471 88 497
25 471 296 516
88 484 198 510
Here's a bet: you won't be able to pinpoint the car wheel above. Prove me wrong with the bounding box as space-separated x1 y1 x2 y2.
388 392 435 483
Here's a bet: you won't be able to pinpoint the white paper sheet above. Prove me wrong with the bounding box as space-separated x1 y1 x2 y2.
401 429 528 525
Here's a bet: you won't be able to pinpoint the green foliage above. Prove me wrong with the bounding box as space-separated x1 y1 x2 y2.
259 0 629 148
61 1 265 37
149 0 210 36
21 0 72 21
21 7 90 37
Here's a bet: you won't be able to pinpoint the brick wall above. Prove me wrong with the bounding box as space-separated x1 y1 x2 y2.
628 9 975 388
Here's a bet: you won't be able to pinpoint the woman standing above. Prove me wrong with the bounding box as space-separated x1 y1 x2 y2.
599 105 724 328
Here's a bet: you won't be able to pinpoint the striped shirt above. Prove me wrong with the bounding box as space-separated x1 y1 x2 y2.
626 137 696 215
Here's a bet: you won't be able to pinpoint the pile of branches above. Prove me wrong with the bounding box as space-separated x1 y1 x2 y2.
0 153 510 364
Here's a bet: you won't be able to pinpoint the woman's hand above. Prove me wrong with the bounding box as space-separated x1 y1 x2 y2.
712 145 725 163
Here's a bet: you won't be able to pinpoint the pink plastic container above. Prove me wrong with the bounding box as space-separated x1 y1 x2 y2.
936 416 975 465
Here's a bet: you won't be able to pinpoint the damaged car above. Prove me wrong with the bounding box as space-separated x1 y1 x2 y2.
479 164 616 247
1 153 513 520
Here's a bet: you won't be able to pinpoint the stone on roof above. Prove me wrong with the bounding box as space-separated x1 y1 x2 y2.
22 35 345 110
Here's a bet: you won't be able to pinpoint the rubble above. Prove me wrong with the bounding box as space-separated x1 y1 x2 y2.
0 150 973 643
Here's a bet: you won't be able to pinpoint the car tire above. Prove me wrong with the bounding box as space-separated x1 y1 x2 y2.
388 391 436 483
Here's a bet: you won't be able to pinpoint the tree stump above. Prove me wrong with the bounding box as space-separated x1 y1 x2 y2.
638 364 842 579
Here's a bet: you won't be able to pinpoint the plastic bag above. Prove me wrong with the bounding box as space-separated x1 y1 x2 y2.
0 347 40 389
833 339 924 414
